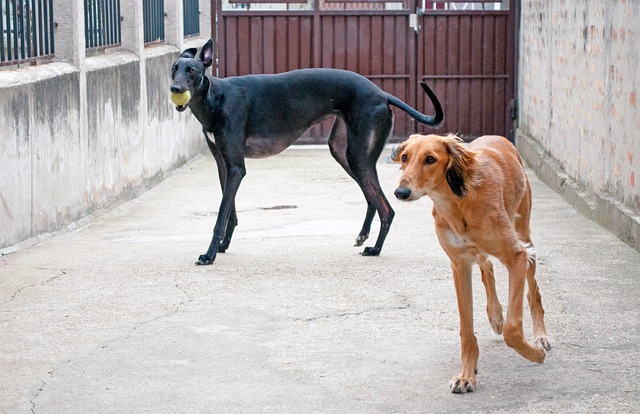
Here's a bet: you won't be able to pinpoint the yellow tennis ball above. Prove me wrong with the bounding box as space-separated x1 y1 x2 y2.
170 90 191 106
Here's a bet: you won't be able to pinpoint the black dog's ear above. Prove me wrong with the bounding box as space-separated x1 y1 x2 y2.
179 47 198 59
444 136 475 197
199 39 214 68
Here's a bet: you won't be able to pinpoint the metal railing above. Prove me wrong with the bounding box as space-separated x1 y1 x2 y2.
143 0 164 44
84 0 121 50
183 0 199 37
1 0 54 66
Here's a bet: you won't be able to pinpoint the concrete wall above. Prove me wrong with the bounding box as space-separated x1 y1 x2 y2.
0 1 212 250
517 0 640 252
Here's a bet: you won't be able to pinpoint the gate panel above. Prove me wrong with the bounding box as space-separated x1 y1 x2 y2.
316 13 414 138
218 14 315 76
417 2 516 140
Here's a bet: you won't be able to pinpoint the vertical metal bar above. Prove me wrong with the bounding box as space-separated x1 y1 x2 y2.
98 0 103 47
151 0 156 42
158 0 161 40
37 0 43 55
115 0 120 44
158 0 162 40
30 0 36 56
152 0 156 41
143 0 148 43
84 0 90 48
11 0 19 59
184 0 188 35
108 0 113 44
92 0 97 48
150 0 154 42
91 0 96 47
106 0 113 46
6 0 12 60
42 0 48 54
0 2 5 61
48 0 53 54
5 0 12 60
44 0 54 55
19 0 26 59
25 0 31 57
90 0 96 48
182 0 191 36
194 0 200 35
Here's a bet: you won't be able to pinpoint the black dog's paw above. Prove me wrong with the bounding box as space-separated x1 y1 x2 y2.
195 254 214 265
360 247 381 256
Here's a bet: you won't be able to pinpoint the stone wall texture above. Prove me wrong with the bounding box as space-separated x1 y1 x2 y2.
517 0 640 250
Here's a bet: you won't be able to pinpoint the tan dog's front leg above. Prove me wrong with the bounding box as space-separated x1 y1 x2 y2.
449 260 479 393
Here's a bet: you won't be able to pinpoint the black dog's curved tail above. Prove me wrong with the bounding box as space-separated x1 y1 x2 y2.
387 81 444 127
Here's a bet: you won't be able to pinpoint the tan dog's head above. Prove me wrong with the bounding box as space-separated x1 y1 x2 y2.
392 134 476 201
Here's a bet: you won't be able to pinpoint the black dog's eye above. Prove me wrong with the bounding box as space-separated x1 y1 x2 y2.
401 154 407 163
187 67 196 74
425 155 436 164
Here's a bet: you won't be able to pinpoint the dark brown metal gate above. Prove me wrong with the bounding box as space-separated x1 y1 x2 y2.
213 0 518 142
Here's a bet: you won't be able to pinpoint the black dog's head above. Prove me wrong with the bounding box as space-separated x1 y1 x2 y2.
169 39 214 112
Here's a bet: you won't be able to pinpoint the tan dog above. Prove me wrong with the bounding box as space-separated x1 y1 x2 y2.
393 134 551 393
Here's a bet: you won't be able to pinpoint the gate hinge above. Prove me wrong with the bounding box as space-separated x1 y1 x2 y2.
509 99 518 120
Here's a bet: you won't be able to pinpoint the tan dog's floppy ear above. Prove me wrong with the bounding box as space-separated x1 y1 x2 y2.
391 134 420 163
444 135 476 197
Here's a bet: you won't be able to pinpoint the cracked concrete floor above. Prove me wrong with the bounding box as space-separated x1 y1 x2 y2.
1 147 640 413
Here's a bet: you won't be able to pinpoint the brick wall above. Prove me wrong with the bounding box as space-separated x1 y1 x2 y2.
517 0 640 250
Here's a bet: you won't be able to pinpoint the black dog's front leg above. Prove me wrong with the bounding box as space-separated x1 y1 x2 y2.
197 163 246 265
206 137 238 253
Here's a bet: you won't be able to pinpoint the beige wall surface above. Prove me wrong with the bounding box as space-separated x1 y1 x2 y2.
517 0 640 251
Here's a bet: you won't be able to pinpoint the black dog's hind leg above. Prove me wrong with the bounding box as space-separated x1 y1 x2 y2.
206 136 238 253
328 116 378 248
345 107 395 256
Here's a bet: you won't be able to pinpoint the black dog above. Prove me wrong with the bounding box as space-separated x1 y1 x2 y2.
170 39 443 265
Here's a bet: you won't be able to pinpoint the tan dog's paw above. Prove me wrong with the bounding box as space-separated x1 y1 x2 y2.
449 376 476 394
533 335 552 351
488 311 504 335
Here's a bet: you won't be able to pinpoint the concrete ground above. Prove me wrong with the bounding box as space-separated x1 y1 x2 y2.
1 147 639 413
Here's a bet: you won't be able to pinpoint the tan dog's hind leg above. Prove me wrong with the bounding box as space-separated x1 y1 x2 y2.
502 248 547 363
517 180 551 351
479 256 504 334
449 260 479 393
523 242 551 351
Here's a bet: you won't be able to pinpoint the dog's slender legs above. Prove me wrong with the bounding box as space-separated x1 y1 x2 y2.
523 245 551 350
478 256 504 335
328 114 394 254
449 259 479 393
197 137 247 265
346 161 394 256
327 117 372 246
515 180 551 350
501 247 547 363
206 136 238 252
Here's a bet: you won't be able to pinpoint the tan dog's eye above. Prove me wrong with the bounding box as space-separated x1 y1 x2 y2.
401 154 407 163
425 155 436 164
